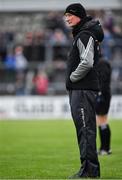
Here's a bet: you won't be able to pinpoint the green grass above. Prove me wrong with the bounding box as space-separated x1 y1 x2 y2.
0 120 122 179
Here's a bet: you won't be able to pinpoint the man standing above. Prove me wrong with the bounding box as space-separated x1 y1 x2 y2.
64 3 104 178
95 57 112 155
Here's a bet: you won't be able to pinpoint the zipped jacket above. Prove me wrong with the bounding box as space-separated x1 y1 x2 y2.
66 16 104 90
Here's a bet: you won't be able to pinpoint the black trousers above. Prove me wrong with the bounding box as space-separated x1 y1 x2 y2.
69 90 100 172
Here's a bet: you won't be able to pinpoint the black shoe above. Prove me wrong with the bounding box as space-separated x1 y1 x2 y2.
69 161 100 179
68 167 89 179
98 149 112 155
69 171 100 179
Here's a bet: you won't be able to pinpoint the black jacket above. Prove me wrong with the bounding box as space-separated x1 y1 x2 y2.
66 16 104 90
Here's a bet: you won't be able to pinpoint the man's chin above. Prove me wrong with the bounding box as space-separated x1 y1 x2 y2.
68 24 74 28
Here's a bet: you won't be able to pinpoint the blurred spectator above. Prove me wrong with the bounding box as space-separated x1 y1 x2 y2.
32 31 46 62
32 69 49 95
44 11 70 38
103 10 122 61
24 32 33 46
4 50 16 69
49 29 68 45
103 10 115 33
15 71 26 95
101 26 114 60
25 70 35 95
0 32 7 62
14 45 28 71
48 29 69 61
23 32 33 61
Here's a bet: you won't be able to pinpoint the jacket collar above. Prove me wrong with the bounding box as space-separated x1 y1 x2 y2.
72 16 92 37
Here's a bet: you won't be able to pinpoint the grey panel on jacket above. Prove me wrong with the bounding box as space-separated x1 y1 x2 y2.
70 36 94 82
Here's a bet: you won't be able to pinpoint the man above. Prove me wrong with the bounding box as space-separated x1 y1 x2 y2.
95 57 112 155
64 3 104 178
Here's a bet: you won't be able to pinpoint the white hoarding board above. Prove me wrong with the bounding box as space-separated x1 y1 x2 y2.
0 95 122 120
108 95 122 119
0 96 71 120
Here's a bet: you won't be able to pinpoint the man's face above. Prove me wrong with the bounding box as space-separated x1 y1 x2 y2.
64 13 81 27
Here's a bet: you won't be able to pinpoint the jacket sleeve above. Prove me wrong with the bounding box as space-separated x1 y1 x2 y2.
70 36 94 82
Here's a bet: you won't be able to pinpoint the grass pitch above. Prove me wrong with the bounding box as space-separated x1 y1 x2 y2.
0 119 122 179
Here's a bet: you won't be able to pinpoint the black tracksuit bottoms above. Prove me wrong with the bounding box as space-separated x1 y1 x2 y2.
69 90 100 174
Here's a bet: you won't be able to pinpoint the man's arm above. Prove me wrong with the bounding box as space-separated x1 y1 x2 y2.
70 36 94 82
